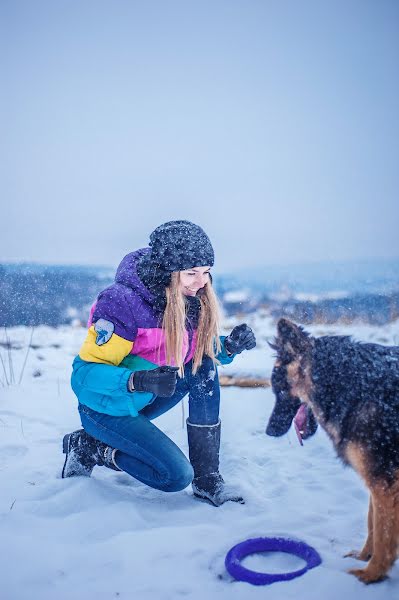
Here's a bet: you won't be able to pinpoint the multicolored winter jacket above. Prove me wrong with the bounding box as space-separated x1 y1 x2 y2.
71 249 234 417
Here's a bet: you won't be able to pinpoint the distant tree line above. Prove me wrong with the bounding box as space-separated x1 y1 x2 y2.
272 293 399 326
0 264 398 327
0 265 112 327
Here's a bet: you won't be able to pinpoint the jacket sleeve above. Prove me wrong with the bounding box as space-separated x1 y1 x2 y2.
71 357 154 417
216 335 236 365
73 357 132 397
79 288 137 366
73 288 155 416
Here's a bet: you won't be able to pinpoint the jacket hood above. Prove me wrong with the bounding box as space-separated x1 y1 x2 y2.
114 248 201 324
115 248 154 303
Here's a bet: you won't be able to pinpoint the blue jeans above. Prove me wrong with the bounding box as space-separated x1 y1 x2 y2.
78 357 220 492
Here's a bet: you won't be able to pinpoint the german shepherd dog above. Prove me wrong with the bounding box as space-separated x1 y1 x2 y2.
266 318 399 583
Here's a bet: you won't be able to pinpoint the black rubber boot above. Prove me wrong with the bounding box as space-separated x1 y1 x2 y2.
62 429 120 478
186 420 244 507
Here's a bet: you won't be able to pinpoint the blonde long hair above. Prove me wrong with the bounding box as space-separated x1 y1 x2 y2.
162 273 222 376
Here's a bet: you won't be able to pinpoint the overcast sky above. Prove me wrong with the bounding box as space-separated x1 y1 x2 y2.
2 0 399 273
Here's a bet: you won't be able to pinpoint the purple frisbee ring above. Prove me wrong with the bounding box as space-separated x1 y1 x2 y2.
225 536 322 585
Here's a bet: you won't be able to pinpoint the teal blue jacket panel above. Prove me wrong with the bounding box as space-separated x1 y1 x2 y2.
71 356 155 417
71 336 235 417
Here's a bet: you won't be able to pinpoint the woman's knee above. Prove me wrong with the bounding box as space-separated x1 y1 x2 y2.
164 461 194 492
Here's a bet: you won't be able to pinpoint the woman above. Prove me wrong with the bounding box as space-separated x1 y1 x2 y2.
62 220 256 506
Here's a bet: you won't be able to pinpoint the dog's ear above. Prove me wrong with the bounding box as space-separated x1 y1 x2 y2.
276 318 311 358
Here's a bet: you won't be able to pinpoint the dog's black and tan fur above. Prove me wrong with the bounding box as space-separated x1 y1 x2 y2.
266 318 399 583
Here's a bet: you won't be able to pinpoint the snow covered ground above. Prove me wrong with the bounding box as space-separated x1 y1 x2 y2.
1 317 398 599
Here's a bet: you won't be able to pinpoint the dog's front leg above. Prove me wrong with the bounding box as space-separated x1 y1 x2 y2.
345 495 373 561
349 487 396 583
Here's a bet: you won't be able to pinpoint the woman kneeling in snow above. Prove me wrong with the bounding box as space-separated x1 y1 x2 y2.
62 220 256 506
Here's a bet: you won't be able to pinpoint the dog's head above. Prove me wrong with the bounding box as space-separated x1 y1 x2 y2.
266 318 318 439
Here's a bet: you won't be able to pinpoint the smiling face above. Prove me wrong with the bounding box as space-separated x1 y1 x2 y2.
178 266 211 296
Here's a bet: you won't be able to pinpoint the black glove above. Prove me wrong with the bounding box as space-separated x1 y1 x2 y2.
129 366 179 397
224 324 256 355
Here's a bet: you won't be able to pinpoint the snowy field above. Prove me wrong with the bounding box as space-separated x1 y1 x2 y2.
1 316 398 599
